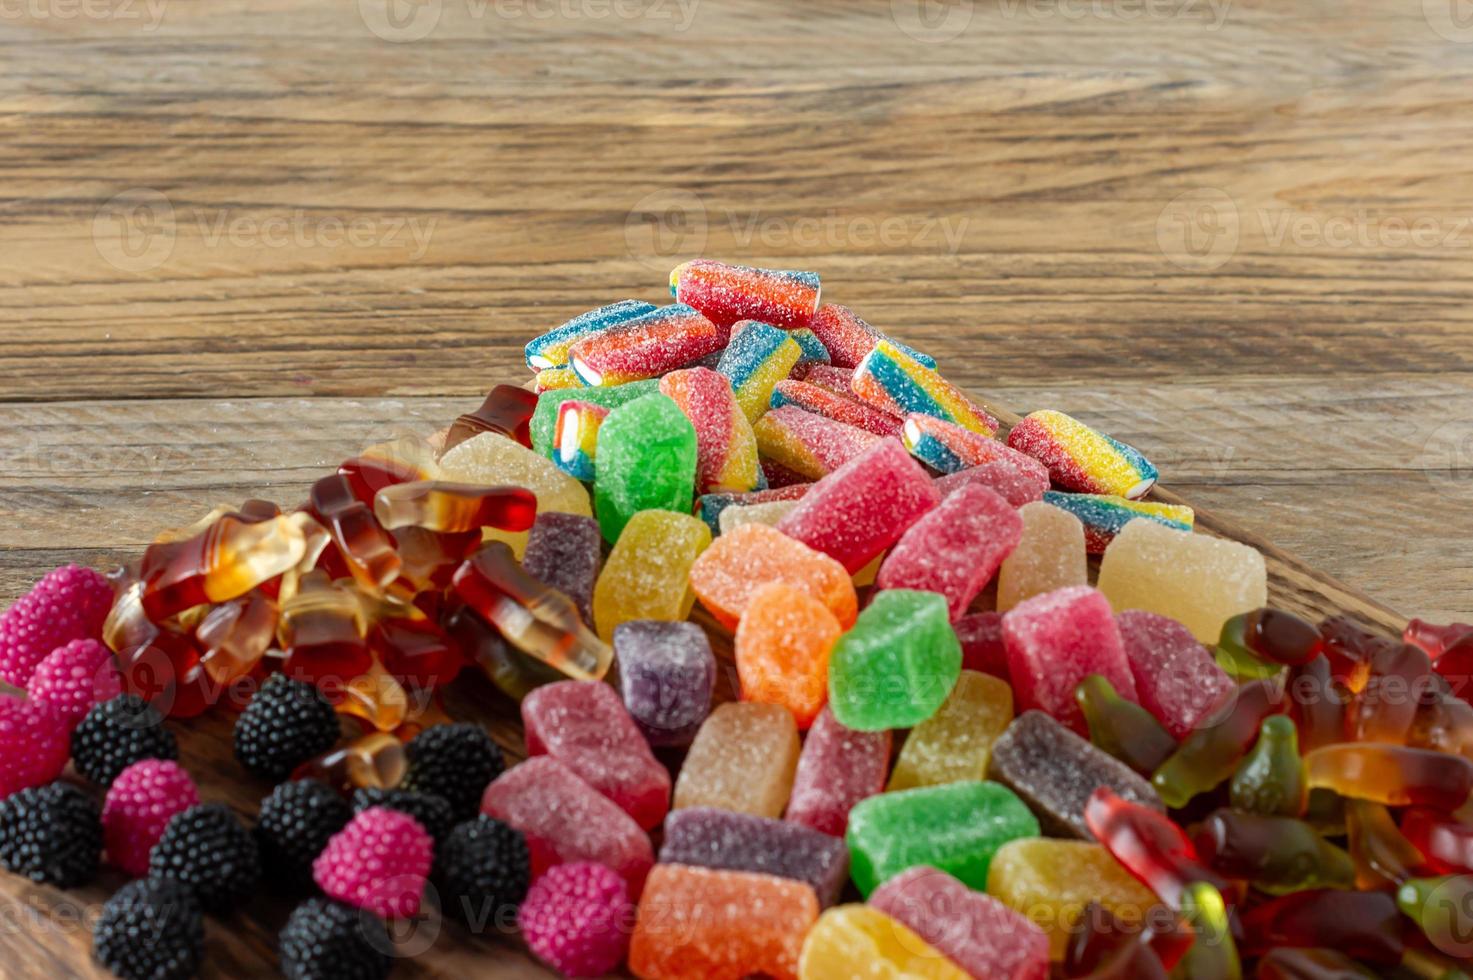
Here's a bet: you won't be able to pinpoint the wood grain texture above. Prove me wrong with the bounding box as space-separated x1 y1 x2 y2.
0 0 1470 975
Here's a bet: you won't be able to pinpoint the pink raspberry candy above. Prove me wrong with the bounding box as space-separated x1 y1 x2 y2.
518 862 632 978
0 565 113 687
314 807 433 919
103 759 200 876
27 638 123 729
0 696 71 800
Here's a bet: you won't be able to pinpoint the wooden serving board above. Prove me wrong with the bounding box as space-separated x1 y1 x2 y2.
0 388 1409 980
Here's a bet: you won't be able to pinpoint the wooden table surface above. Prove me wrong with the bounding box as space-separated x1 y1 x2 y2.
0 0 1471 976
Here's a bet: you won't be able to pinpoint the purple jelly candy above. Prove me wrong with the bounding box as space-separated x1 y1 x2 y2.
522 513 603 626
1116 610 1237 739
612 620 715 746
660 807 849 908
783 705 890 837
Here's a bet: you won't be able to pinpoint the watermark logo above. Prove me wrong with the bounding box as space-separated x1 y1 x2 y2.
1416 876 1473 958
0 0 168 29
890 0 973 42
1425 0 1473 43
624 189 709 272
1156 188 1240 271
93 189 176 274
360 881 443 957
997 0 1232 28
1414 416 1473 492
359 0 442 42
360 0 699 41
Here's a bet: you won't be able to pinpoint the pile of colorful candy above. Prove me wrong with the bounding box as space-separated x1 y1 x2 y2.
0 259 1471 979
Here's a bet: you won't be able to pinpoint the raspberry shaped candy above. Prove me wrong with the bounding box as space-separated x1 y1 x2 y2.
92 877 204 980
314 807 433 919
0 782 102 887
0 696 71 800
0 564 113 687
257 779 353 893
102 759 199 876
149 803 261 912
352 787 455 847
233 674 342 782
27 638 122 729
279 897 392 980
71 694 178 787
436 815 531 924
518 861 632 978
401 722 505 823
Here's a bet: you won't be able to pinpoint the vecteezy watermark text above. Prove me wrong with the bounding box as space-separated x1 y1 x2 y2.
0 0 167 29
358 0 699 42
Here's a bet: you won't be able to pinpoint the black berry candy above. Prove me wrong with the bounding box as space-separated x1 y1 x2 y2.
148 803 261 912
279 896 392 980
401 723 504 823
256 779 353 893
234 674 342 781
352 787 455 846
0 782 102 887
71 694 178 787
436 815 531 923
93 877 204 980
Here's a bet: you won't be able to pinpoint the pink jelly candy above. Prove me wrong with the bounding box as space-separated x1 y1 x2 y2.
102 759 200 876
932 456 1050 509
871 866 1050 980
521 680 671 831
1116 610 1236 739
769 380 905 437
314 807 434 919
27 638 123 728
0 564 113 687
753 406 883 481
1001 586 1137 735
775 438 940 574
875 485 1023 621
953 612 1010 681
783 706 891 837
481 756 654 897
518 861 633 977
0 696 71 800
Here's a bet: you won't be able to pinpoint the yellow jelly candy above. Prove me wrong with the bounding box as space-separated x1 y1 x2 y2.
799 905 970 980
592 509 711 642
674 702 800 818
889 671 1013 791
997 501 1088 612
437 433 591 558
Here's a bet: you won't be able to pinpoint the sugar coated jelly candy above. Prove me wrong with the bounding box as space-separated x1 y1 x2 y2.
716 319 803 424
521 512 602 627
660 807 849 908
1193 808 1354 894
875 484 1023 621
1001 585 1136 735
852 340 999 435
1006 410 1158 499
985 837 1159 961
717 498 802 534
888 669 1013 792
139 514 308 620
695 482 811 535
1041 490 1194 555
553 399 608 481
592 509 710 642
443 383 540 452
735 582 842 729
903 413 1044 480
674 702 800 818
1076 674 1178 776
533 367 583 392
798 905 971 980
1117 609 1236 738
658 367 761 494
770 379 905 437
784 705 890 837
689 522 857 630
522 681 670 830
1305 742 1473 810
753 405 882 480
629 864 818 980
996 500 1087 612
568 303 723 387
481 756 653 895
613 620 714 746
806 303 935 370
1230 714 1306 816
1151 677 1284 808
372 480 538 535
525 299 658 370
828 589 961 731
776 438 940 574
1083 787 1227 910
438 432 591 558
845 780 1039 895
788 327 830 365
529 378 661 458
870 867 1050 980
1097 518 1267 644
671 258 821 330
593 392 698 543
933 457 1048 510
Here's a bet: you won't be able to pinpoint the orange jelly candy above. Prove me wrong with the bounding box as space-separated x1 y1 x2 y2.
688 523 856 631
734 581 841 729
629 864 819 980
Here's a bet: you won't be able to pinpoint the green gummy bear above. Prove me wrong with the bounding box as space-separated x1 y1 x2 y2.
592 392 697 544
845 780 1039 896
828 589 961 731
530 379 661 458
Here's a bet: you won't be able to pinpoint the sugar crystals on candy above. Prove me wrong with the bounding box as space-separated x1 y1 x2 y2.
784 706 890 837
753 406 882 480
613 620 715 747
659 366 762 495
1006 409 1158 499
716 319 803 424
1116 609 1236 738
593 392 698 543
996 500 1088 612
569 303 724 387
520 512 603 627
672 259 821 330
851 341 999 436
673 702 801 818
798 905 970 980
592 509 710 641
660 807 850 908
828 589 961 731
689 522 857 631
888 670 1013 791
735 582 842 729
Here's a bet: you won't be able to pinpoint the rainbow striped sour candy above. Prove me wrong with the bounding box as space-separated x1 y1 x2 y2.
569 304 725 387
852 340 999 436
1042 490 1194 554
670 259 821 330
534 368 584 393
553 400 609 482
789 328 831 366
717 320 803 424
770 380 904 437
1007 409 1159 499
524 299 657 371
659 367 762 495
754 406 882 481
902 413 1043 477
807 304 936 370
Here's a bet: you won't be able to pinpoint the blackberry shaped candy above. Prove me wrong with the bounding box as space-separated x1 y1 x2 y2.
0 782 101 887
234 675 341 781
400 723 504 823
279 897 392 980
149 803 261 912
72 694 178 787
93 877 204 980
436 815 531 925
256 780 353 893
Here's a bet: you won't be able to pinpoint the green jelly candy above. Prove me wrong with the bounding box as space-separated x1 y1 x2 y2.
1076 674 1177 776
592 392 697 543
1175 882 1242 980
1230 715 1306 817
845 780 1038 896
1215 613 1287 682
1398 876 1473 962
828 589 961 731
530 379 661 457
